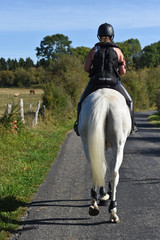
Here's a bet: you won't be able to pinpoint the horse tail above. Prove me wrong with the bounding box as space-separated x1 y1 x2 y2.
87 97 107 187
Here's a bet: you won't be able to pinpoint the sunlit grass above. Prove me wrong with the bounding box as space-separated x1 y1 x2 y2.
148 112 160 127
0 117 75 239
0 87 75 239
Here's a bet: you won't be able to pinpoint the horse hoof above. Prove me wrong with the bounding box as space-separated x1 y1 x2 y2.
89 206 99 216
110 216 120 223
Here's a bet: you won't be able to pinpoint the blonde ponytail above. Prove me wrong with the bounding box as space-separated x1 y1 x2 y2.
100 36 111 43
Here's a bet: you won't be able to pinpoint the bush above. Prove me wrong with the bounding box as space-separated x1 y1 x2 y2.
121 66 160 111
42 83 73 115
0 70 15 87
155 89 160 113
145 66 160 107
121 69 150 110
48 55 88 104
0 104 24 134
42 55 88 118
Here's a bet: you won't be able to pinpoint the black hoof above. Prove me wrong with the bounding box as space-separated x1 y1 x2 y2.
89 206 99 216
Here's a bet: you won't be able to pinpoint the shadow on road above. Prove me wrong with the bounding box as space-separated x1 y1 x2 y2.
29 198 90 208
14 198 112 231
120 177 160 185
22 218 110 226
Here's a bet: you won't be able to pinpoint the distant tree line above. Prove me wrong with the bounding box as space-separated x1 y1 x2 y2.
1 34 160 72
0 34 160 113
0 57 35 71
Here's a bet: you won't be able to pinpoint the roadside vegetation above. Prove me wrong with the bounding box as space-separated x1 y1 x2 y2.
148 112 160 127
0 88 75 240
0 119 75 240
0 33 160 239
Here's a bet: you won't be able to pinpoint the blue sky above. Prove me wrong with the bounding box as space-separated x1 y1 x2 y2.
0 0 160 63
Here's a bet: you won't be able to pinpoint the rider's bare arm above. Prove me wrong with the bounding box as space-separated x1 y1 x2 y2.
114 48 126 75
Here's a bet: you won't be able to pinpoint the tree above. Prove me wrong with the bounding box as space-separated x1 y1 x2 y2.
36 58 50 68
36 34 72 61
42 54 88 114
0 58 7 70
72 46 90 63
0 70 15 87
7 58 14 70
48 54 88 102
18 58 26 68
116 38 141 69
25 57 34 69
14 68 31 87
138 41 160 68
7 58 19 70
28 67 41 85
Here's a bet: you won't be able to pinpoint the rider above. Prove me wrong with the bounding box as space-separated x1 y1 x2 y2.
74 23 138 136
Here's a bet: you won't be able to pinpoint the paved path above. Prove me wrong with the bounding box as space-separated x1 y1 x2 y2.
13 111 160 240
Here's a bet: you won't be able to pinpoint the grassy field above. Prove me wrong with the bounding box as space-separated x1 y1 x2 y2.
0 88 44 115
0 88 75 240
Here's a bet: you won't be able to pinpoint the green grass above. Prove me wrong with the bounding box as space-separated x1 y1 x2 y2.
0 117 75 239
148 112 160 127
0 87 76 239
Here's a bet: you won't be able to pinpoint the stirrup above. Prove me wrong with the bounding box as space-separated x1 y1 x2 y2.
131 122 138 134
74 121 80 136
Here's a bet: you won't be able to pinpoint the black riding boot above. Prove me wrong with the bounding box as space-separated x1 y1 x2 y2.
74 102 81 136
128 101 138 134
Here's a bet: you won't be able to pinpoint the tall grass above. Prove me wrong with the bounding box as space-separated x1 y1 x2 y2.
0 114 75 239
0 87 75 239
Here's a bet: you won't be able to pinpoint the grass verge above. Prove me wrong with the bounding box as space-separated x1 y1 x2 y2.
0 116 75 240
148 112 160 127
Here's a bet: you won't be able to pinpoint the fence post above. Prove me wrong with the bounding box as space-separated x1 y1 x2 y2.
30 103 32 111
35 101 40 125
41 105 45 117
20 99 25 122
7 103 12 115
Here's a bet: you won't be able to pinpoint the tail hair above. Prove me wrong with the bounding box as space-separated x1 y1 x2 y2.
87 98 108 187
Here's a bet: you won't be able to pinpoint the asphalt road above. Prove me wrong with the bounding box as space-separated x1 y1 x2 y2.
13 111 160 240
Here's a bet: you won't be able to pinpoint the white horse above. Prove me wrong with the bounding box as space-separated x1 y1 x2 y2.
78 88 131 223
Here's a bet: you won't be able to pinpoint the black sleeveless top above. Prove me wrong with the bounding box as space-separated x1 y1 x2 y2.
89 42 120 86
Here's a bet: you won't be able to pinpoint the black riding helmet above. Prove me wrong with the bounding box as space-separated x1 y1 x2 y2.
97 23 114 41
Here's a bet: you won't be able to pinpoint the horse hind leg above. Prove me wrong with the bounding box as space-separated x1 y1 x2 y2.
89 188 99 216
108 146 124 223
99 186 110 206
108 175 120 223
108 200 120 223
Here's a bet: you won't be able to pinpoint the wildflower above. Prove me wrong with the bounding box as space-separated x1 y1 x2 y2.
11 129 17 134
